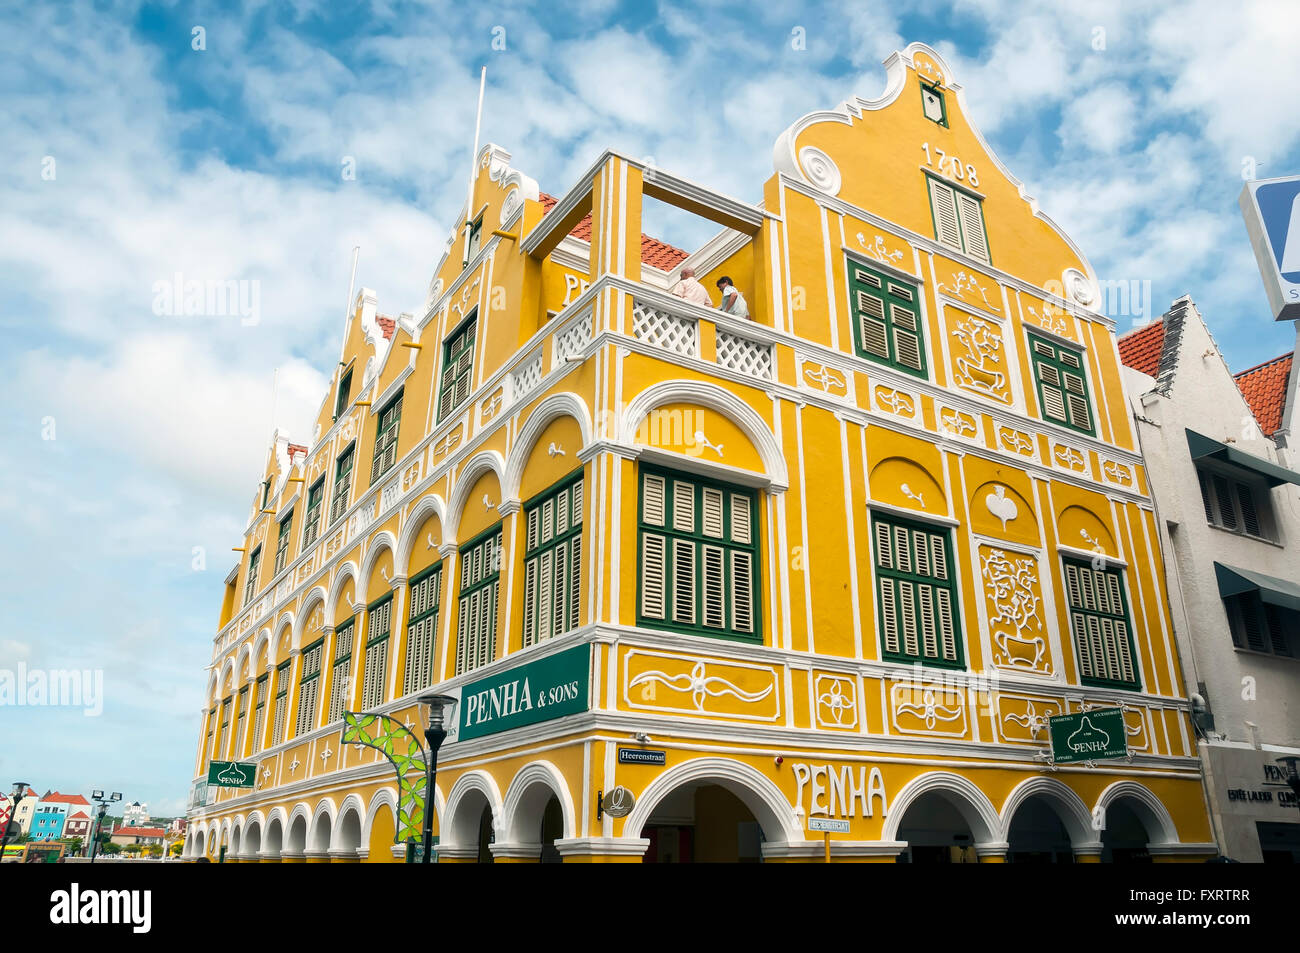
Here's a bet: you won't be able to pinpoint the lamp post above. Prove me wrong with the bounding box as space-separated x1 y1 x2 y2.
415 693 457 864
0 782 30 862
88 790 122 863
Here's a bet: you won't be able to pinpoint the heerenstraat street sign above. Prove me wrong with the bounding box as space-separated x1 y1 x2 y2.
1048 708 1128 764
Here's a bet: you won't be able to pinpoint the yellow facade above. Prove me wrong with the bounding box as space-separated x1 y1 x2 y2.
188 44 1213 864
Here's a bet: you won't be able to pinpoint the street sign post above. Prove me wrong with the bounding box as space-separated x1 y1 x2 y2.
808 816 850 862
1240 175 1300 321
206 760 257 788
1048 708 1128 764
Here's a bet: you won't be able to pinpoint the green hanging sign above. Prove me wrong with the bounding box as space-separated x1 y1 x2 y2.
206 761 257 788
1048 708 1128 764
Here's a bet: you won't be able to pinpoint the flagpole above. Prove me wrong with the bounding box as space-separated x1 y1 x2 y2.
463 66 487 266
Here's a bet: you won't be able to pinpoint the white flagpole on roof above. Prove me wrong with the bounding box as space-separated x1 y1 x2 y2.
463 66 487 266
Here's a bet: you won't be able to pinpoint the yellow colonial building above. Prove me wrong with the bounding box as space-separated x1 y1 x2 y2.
185 44 1215 863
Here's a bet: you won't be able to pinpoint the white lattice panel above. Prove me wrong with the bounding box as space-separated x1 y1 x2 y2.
380 479 401 514
716 330 773 380
512 353 543 404
554 311 592 363
632 300 697 357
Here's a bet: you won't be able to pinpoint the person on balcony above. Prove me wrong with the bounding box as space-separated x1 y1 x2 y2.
716 276 750 319
668 266 713 307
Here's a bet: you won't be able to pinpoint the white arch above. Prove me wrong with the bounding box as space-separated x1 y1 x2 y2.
293 585 328 649
394 493 448 578
445 450 507 542
502 392 594 501
881 770 1002 845
235 639 257 681
263 809 286 857
1000 776 1097 848
363 787 400 847
332 794 366 854
308 798 337 852
327 561 360 617
622 756 802 845
621 380 789 490
285 803 312 853
441 770 505 851
205 672 220 706
500 760 577 845
359 530 398 589
218 657 236 694
1095 780 1178 846
241 814 263 860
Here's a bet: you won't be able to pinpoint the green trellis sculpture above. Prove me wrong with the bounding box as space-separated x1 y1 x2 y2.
341 711 428 844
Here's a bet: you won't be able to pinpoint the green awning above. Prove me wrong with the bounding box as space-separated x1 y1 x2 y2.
1186 429 1300 488
1215 563 1300 612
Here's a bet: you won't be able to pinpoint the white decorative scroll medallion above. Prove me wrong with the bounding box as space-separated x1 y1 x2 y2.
797 146 841 196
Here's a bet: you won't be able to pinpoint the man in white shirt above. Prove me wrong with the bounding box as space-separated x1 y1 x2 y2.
716 276 750 318
668 266 712 306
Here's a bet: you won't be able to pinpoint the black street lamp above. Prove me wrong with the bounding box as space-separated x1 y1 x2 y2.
416 692 457 864
0 782 30 862
88 790 122 863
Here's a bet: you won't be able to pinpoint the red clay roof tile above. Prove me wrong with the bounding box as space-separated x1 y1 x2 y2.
1235 352 1293 437
538 193 688 270
1117 319 1166 378
376 315 396 340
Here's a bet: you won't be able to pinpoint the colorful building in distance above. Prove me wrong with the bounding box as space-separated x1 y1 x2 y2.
30 792 90 842
185 43 1215 863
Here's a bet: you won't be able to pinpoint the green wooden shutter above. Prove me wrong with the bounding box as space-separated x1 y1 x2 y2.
848 260 926 377
1063 557 1138 688
928 178 963 249
371 392 403 483
404 565 441 695
1029 333 1095 436
873 514 963 668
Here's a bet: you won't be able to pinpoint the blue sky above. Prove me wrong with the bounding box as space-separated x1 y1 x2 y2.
3 0 1298 814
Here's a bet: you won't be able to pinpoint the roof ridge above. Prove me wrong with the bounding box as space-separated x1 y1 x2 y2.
1233 351 1294 378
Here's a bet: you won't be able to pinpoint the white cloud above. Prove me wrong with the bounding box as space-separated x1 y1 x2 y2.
1059 83 1137 153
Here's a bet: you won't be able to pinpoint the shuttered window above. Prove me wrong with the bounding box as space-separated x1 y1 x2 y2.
873 514 964 668
303 478 325 547
252 673 268 753
404 564 442 695
1063 557 1140 689
327 618 354 724
274 510 294 574
456 526 502 675
330 446 355 525
438 314 476 422
847 259 927 378
271 660 290 745
334 367 352 419
204 707 215 764
523 474 584 647
638 468 760 642
232 685 248 758
1197 469 1270 539
371 391 403 483
927 175 990 264
243 547 261 606
294 639 324 737
362 596 392 710
1028 332 1095 436
1226 593 1297 657
217 697 231 759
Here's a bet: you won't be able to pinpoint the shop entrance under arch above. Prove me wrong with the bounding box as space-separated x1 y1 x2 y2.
893 791 980 863
641 783 764 863
1005 795 1075 863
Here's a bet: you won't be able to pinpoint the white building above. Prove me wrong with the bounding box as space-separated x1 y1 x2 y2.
1119 295 1300 862
123 801 150 827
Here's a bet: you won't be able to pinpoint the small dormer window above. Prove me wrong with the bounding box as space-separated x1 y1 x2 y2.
465 215 483 264
921 82 947 127
334 368 353 420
